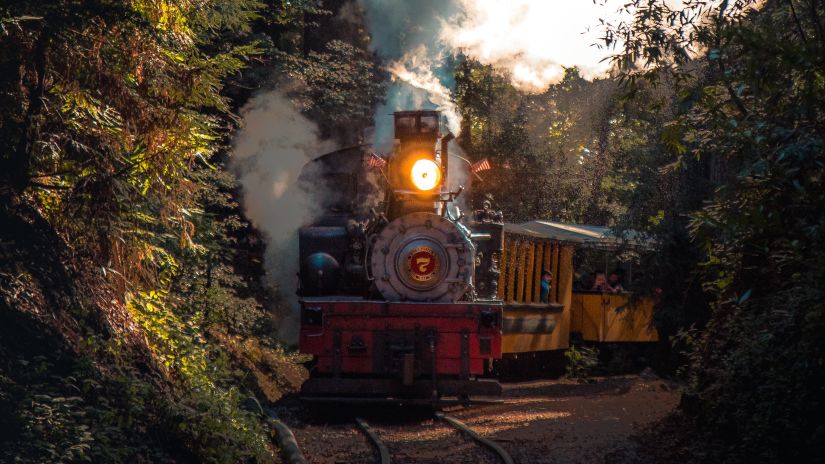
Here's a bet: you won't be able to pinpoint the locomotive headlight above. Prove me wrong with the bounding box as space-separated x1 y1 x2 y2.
411 158 441 191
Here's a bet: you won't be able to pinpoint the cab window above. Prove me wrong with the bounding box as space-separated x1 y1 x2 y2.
395 116 416 137
419 115 438 133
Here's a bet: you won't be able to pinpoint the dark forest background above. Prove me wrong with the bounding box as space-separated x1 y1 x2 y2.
1 0 823 462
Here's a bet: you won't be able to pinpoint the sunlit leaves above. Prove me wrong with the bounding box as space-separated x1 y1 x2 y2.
660 121 687 156
0 0 264 287
0 1 295 462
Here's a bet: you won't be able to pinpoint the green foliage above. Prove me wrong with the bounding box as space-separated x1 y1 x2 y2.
118 161 282 463
175 164 274 337
564 345 600 380
278 39 386 145
0 309 175 463
11 393 94 462
170 383 273 464
0 0 323 462
454 61 661 226
0 314 275 464
0 0 261 280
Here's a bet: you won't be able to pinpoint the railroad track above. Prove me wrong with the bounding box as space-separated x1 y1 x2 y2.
273 403 514 464
354 413 514 464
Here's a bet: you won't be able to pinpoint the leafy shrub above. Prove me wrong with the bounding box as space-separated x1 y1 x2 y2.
565 345 600 380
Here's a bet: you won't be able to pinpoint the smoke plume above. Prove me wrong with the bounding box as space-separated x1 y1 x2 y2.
231 90 334 344
358 0 633 132
388 51 462 136
357 0 463 151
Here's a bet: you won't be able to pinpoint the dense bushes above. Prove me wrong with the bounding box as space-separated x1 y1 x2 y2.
0 1 312 461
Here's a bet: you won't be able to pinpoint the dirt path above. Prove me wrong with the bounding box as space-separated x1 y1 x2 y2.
284 375 679 463
449 375 679 463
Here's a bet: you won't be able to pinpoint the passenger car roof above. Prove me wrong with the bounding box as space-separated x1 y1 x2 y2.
504 220 655 250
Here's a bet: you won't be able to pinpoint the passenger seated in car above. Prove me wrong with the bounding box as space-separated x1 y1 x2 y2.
606 271 624 293
591 272 609 292
540 270 552 303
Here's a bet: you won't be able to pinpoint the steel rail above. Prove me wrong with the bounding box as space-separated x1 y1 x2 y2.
355 417 391 464
435 412 515 464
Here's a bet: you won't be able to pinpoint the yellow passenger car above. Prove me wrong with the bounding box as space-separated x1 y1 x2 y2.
498 221 658 356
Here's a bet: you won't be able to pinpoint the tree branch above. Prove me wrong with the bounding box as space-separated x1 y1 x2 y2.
29 180 72 191
715 0 749 118
787 0 810 48
807 0 825 46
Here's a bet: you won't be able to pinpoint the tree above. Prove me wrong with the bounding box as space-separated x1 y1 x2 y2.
603 0 825 460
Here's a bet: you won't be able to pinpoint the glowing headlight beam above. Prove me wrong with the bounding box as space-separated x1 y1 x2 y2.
411 158 442 191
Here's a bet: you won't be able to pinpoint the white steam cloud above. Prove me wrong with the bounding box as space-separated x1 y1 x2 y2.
440 0 630 91
358 0 634 149
358 0 719 147
231 91 334 344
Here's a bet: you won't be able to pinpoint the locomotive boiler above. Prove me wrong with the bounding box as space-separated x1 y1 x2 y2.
298 110 504 403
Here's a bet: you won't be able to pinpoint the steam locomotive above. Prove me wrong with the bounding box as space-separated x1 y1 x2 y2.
297 110 504 403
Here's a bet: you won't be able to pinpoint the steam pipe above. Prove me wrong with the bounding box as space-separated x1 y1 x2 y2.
440 132 455 189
